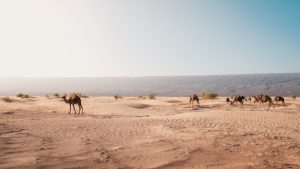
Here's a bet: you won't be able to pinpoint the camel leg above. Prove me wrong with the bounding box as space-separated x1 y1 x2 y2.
268 102 274 110
72 104 76 114
266 102 271 110
79 104 83 114
69 104 71 114
81 105 84 114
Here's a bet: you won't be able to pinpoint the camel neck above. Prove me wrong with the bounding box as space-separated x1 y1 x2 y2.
63 97 70 104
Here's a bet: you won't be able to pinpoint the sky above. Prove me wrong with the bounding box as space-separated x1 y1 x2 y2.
0 0 299 77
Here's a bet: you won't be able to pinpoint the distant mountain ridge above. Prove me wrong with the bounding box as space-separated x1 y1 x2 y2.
0 73 299 96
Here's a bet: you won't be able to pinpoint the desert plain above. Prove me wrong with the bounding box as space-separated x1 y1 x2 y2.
0 96 299 169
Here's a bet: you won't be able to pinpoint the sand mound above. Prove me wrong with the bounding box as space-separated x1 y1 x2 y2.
165 100 183 103
2 111 15 115
127 103 151 109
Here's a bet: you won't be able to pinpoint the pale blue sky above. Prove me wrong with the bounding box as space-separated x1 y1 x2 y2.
0 0 299 77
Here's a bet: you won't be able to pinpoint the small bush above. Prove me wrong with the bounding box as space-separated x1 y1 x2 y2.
16 93 24 97
114 95 122 100
80 95 89 98
148 94 156 100
53 93 60 98
290 95 296 100
2 97 13 103
23 94 30 98
16 93 30 98
138 95 145 99
200 92 218 100
70 93 89 98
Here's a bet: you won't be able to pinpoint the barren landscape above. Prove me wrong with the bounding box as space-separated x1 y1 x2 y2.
0 96 299 169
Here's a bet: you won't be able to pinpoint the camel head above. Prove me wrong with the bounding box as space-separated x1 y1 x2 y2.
60 94 69 103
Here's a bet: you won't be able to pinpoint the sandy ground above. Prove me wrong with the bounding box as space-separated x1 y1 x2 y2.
0 96 299 169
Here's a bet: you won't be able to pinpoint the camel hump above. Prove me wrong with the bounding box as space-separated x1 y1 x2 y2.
70 94 81 100
190 94 199 100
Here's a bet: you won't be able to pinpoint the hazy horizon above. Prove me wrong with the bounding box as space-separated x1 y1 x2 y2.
0 72 300 78
1 0 300 77
1 73 299 96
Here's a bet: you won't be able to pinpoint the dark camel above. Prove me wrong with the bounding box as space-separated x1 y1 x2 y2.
233 96 247 106
253 94 263 104
226 97 233 105
189 94 200 108
62 94 84 114
252 96 260 104
260 95 275 110
274 96 285 106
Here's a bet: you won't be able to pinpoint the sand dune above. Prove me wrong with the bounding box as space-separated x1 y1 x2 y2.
0 96 299 169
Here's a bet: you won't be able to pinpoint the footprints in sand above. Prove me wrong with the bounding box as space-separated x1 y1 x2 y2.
1 97 300 168
93 149 111 162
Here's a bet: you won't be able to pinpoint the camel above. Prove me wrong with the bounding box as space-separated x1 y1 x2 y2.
62 94 84 114
260 95 275 110
226 97 233 105
274 96 285 106
247 96 252 102
252 96 260 104
233 95 247 106
189 94 200 108
253 94 263 104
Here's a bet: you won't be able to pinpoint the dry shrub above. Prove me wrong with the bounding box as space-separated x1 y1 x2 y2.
290 95 297 100
53 93 60 98
16 93 30 98
2 97 14 103
23 94 30 98
148 94 156 100
138 95 145 99
201 92 218 100
16 93 24 97
114 95 122 100
71 93 89 98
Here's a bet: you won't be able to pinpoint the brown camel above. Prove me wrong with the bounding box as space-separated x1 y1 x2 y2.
253 94 263 104
252 96 259 103
274 96 285 106
226 97 233 105
260 95 275 110
233 95 246 106
189 94 200 108
247 96 252 102
62 94 84 114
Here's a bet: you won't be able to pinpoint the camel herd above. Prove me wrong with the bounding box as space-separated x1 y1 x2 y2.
60 93 286 114
227 94 286 110
190 94 286 110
